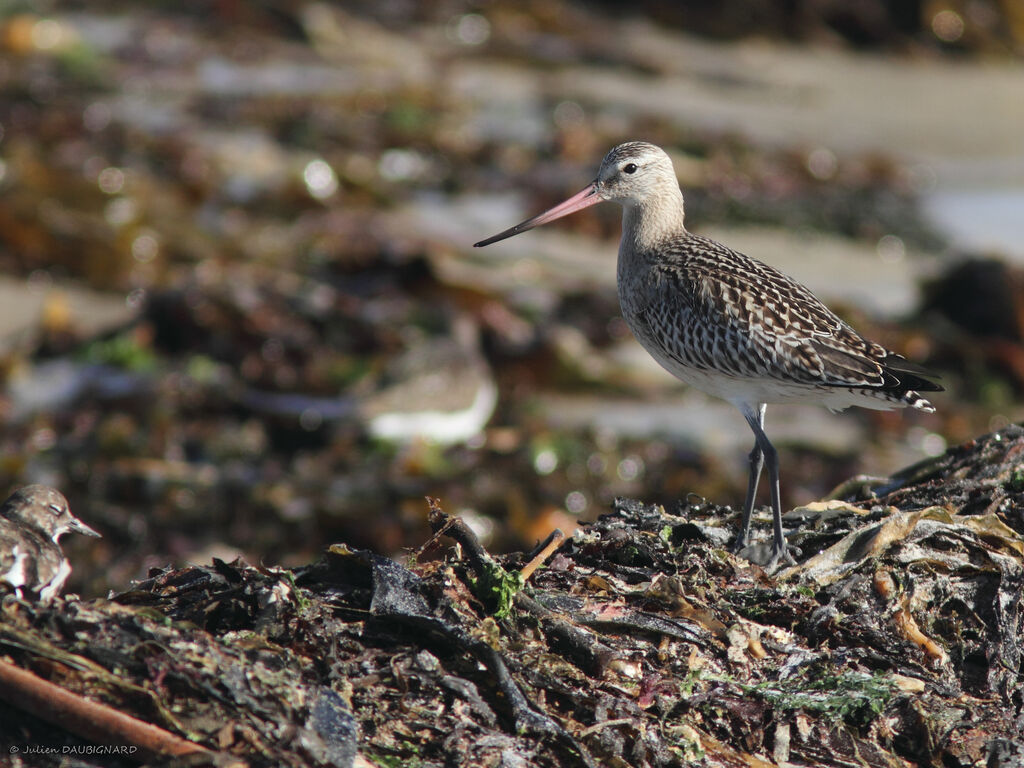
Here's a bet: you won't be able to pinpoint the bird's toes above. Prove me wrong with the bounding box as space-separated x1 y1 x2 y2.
765 542 800 572
734 540 800 571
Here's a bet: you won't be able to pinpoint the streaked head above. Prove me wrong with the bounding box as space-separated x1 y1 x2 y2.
593 141 678 205
474 141 681 247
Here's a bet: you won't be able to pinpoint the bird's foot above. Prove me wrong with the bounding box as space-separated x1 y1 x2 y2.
731 538 800 572
765 541 799 572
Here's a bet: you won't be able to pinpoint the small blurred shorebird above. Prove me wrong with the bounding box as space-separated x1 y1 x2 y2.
0 485 101 603
240 314 497 445
476 141 941 568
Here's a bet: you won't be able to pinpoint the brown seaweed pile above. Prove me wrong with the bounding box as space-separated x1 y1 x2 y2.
2 425 1022 767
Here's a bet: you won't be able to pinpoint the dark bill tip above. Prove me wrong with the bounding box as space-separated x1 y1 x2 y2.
474 225 531 248
474 182 602 248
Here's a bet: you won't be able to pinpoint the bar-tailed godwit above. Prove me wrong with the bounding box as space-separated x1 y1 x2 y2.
475 141 941 568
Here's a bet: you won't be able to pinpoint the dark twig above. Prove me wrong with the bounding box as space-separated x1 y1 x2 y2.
426 496 499 573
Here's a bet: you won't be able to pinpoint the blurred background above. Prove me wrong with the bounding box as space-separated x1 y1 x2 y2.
1 1 1022 596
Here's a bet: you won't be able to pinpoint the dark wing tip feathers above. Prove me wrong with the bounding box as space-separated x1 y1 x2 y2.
809 339 942 396
880 354 944 394
812 336 942 407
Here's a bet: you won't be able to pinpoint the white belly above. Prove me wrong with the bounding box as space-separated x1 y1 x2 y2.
640 337 902 413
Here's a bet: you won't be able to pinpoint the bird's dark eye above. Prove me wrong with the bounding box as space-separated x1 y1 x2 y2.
623 163 638 174
48 504 62 515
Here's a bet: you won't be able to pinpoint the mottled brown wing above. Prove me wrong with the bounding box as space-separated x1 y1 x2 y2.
648 233 937 393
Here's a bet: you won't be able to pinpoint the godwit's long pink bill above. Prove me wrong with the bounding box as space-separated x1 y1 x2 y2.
474 184 601 247
474 142 941 570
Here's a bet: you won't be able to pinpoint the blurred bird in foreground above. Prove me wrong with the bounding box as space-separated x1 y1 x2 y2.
0 485 101 604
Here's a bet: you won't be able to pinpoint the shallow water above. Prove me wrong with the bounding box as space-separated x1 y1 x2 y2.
923 186 1024 260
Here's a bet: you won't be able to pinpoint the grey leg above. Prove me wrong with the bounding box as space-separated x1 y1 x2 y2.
732 404 766 552
732 403 795 567
741 405 795 567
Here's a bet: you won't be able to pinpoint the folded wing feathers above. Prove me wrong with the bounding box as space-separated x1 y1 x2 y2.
654 234 942 400
809 336 943 395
